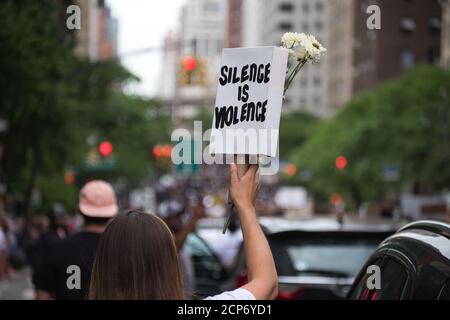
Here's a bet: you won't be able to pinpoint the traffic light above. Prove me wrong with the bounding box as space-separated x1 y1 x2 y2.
64 171 75 185
99 141 113 158
335 156 348 170
183 56 197 71
179 56 207 86
284 163 297 177
86 148 99 166
152 144 172 159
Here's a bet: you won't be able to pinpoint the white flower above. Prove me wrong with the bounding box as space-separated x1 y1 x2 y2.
287 49 296 59
281 31 328 95
292 43 308 61
304 34 327 62
281 32 305 49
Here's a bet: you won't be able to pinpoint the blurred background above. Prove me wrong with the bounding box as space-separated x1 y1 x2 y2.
0 0 449 299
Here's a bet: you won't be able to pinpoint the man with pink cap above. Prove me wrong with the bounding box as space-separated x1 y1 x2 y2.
34 180 118 300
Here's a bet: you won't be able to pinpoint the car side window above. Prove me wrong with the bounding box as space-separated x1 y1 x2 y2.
375 258 409 299
438 278 450 300
185 234 226 282
350 257 409 300
349 258 383 300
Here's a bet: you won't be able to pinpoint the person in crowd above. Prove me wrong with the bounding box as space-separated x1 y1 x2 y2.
0 214 10 280
34 180 118 300
30 210 68 287
157 199 205 295
89 164 278 300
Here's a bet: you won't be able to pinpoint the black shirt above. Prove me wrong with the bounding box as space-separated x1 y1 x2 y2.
33 232 102 300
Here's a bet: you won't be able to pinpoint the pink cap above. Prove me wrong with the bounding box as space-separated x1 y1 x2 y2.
78 180 118 218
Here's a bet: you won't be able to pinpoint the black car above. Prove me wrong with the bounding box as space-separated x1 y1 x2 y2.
348 220 450 300
222 216 400 300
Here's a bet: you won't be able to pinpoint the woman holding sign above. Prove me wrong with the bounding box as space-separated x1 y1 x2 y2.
88 164 278 300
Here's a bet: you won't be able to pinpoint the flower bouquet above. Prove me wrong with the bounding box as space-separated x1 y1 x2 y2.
281 32 327 95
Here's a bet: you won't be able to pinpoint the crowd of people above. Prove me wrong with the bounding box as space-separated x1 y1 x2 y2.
0 164 278 300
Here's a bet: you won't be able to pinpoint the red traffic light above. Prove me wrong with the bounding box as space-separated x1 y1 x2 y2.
183 56 197 71
153 144 172 159
284 163 297 177
336 156 348 170
99 141 113 158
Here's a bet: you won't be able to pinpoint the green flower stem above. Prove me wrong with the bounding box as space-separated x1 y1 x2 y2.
284 59 307 95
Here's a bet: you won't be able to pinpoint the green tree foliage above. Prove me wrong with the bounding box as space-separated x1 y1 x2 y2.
0 1 171 213
279 111 319 160
291 66 450 208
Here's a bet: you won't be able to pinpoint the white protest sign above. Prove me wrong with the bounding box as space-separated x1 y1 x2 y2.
209 46 288 157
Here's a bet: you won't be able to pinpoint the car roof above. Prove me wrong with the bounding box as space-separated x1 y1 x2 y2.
382 220 450 261
397 220 450 237
258 216 403 235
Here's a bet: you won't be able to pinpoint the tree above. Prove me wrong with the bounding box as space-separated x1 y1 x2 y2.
0 1 171 213
291 65 450 209
279 111 319 160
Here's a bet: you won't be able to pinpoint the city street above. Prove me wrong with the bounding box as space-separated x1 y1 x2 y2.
0 0 450 305
0 269 33 300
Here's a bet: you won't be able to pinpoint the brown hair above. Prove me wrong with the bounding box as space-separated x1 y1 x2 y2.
89 209 184 299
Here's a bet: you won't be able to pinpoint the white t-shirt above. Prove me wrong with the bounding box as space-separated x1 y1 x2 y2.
205 288 256 300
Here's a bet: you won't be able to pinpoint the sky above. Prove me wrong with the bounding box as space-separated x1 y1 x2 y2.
106 0 186 97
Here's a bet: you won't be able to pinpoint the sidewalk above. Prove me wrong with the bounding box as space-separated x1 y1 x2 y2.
0 268 34 300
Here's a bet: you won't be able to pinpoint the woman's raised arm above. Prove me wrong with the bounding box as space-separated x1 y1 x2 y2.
229 163 278 300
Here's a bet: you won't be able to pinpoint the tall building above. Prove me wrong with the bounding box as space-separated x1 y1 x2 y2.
352 0 442 94
97 3 118 60
226 0 243 47
158 31 179 100
325 0 355 113
242 0 329 116
158 0 226 118
442 0 450 68
73 0 117 61
74 0 98 60
237 0 444 116
179 0 226 82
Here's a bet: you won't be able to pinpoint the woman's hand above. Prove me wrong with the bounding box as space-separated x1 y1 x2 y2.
229 163 260 210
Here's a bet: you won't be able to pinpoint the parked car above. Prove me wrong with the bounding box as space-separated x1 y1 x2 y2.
185 232 228 297
223 216 400 300
347 220 450 300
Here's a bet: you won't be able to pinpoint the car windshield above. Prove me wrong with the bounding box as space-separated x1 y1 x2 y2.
271 237 380 278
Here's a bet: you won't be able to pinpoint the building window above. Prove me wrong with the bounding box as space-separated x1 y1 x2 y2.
313 77 321 85
301 78 308 87
302 23 309 32
315 21 323 31
279 3 294 12
429 17 441 36
302 2 310 13
400 18 416 34
279 22 293 31
204 0 219 12
313 96 321 106
316 1 323 12
428 47 439 64
401 49 415 69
